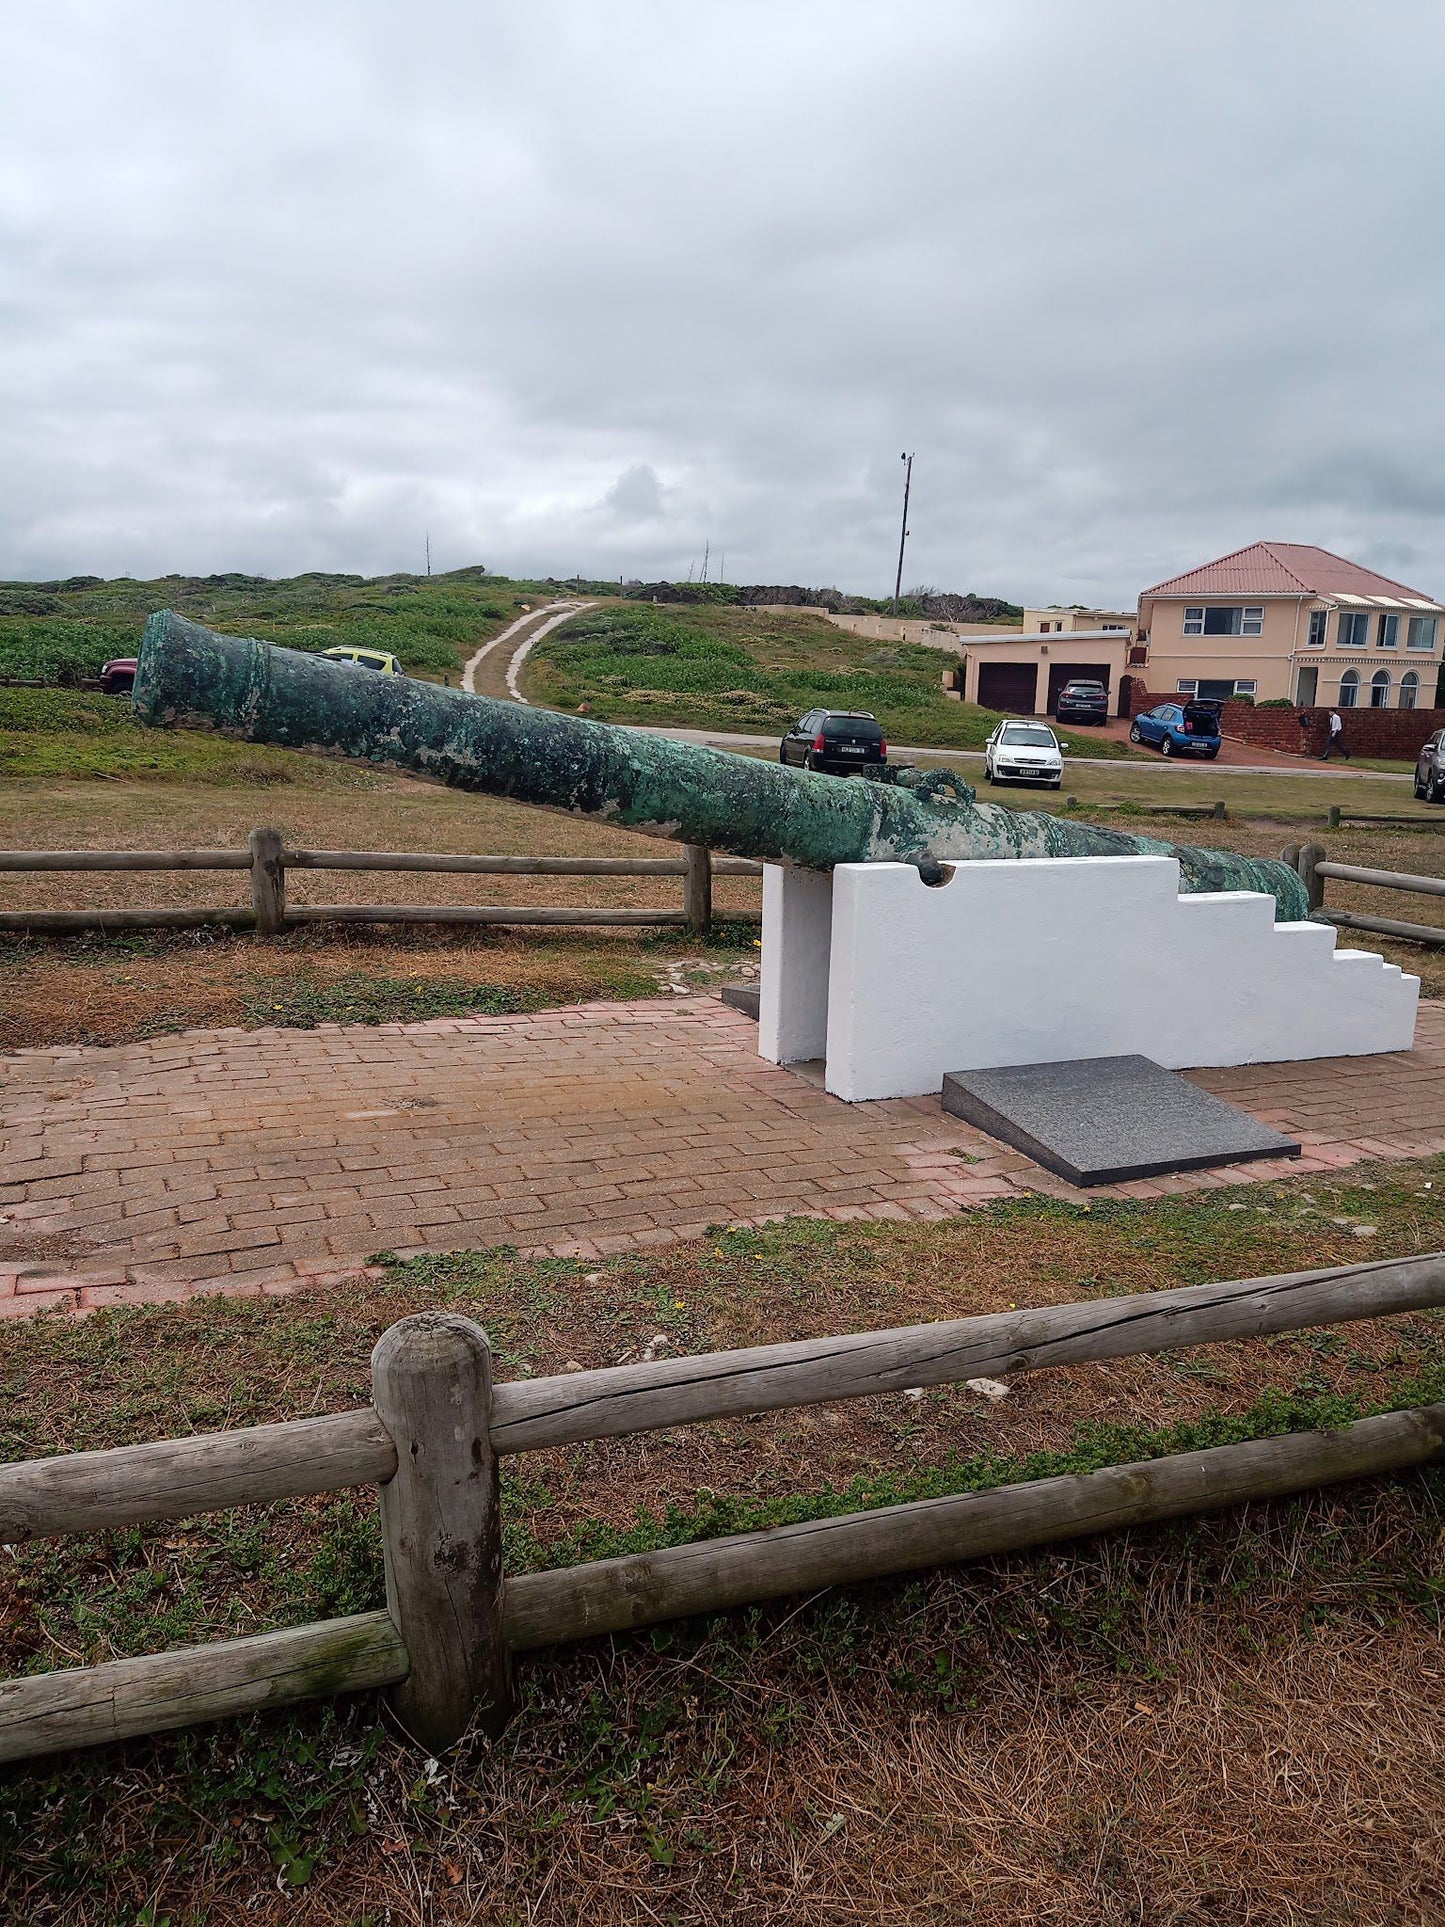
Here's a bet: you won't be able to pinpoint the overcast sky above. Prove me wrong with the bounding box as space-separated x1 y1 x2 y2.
3 1 1443 605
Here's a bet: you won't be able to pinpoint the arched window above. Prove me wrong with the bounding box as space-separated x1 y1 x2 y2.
1338 669 1360 708
1400 671 1420 710
1370 669 1391 708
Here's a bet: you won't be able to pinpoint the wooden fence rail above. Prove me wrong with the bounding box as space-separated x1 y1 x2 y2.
2 1252 1443 1765
0 829 764 938
1287 842 1445 949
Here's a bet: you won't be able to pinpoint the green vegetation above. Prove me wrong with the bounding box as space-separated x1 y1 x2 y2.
527 601 1140 754
0 688 378 784
0 567 598 684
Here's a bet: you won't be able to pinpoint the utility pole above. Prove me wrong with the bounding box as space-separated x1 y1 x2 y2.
892 453 913 615
701 540 710 585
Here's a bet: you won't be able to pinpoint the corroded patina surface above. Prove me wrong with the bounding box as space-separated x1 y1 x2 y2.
133 612 1309 919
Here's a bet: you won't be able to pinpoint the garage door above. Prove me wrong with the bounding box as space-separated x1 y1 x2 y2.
1046 661 1112 713
978 663 1040 714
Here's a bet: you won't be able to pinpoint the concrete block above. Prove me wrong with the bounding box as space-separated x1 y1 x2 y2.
816 857 1419 1102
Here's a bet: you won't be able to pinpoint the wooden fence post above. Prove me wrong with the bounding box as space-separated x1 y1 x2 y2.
370 1314 513 1749
1211 800 1227 821
1327 804 1342 831
1298 842 1326 915
248 827 286 936
683 843 712 937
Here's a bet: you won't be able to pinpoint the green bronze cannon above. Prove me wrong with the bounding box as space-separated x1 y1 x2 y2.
132 611 1308 919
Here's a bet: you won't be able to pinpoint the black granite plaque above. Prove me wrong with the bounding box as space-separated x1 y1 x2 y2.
940 1054 1300 1187
721 984 761 1020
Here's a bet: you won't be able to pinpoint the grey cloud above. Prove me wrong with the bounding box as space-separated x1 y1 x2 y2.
2 0 1444 600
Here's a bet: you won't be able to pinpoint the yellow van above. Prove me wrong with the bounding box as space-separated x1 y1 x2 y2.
320 646 403 676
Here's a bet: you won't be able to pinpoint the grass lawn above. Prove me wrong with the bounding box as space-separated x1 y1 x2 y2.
0 766 763 1051
0 569 597 685
523 602 1145 757
2 1165 1443 1923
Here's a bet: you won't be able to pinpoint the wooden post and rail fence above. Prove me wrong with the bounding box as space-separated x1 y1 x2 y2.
2 1253 1443 1766
1284 842 1445 950
0 832 760 940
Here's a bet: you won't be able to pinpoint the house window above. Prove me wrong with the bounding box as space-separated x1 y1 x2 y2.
1377 613 1399 649
1307 609 1328 646
1338 669 1360 707
1407 615 1438 651
1233 679 1257 697
1338 612 1370 648
1182 605 1265 637
1370 669 1391 708
1401 671 1420 709
1175 679 1199 694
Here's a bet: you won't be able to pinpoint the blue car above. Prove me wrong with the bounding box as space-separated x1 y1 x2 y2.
1129 700 1221 760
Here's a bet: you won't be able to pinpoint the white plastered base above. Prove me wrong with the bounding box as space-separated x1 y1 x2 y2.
757 857 1420 1103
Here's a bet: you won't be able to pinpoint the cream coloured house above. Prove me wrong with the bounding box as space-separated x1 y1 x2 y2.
1138 543 1444 709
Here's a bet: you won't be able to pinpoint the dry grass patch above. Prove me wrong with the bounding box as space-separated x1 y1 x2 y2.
1 1167 1443 1923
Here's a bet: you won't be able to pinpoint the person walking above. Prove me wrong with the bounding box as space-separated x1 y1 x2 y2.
1322 708 1351 760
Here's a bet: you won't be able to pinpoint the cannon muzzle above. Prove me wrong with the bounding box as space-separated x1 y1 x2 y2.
133 611 1308 920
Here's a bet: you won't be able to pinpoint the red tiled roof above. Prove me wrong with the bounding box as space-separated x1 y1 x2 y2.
1141 542 1437 604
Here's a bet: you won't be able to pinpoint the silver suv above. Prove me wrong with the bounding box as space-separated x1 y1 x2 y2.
1415 730 1445 803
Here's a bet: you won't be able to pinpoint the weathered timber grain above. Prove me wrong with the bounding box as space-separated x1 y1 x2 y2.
282 904 698 926
0 1408 395 1543
0 1612 407 1764
487 1252 1445 1454
1298 841 1326 913
502 1403 1445 1650
683 842 712 935
0 850 252 870
248 825 286 935
1321 909 1445 947
0 908 258 932
1337 811 1445 830
1315 859 1445 898
284 849 762 876
372 1315 513 1748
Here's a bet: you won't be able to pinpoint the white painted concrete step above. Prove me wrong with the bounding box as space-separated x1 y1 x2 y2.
759 856 1421 1103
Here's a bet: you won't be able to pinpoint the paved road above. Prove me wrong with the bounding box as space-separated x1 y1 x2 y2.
632 725 1414 783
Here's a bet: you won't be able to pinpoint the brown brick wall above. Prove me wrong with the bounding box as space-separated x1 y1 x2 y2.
1125 683 1445 758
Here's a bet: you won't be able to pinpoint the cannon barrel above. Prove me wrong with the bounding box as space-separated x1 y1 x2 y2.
133 612 1308 919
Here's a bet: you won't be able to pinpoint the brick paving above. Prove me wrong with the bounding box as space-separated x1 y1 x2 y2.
3 997 1443 1318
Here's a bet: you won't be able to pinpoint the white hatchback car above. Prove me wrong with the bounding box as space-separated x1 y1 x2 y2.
983 719 1066 789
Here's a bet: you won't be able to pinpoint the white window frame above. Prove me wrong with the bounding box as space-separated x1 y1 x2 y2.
1307 609 1328 646
1175 679 1199 695
1338 612 1370 649
1407 615 1438 651
1369 669 1391 708
1377 613 1399 649
1338 669 1360 708
1400 670 1420 710
1182 604 1262 638
1233 679 1257 697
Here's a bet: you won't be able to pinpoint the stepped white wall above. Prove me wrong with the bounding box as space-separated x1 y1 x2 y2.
758 857 1420 1102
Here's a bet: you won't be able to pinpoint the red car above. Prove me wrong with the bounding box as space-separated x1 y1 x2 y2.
99 658 138 695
